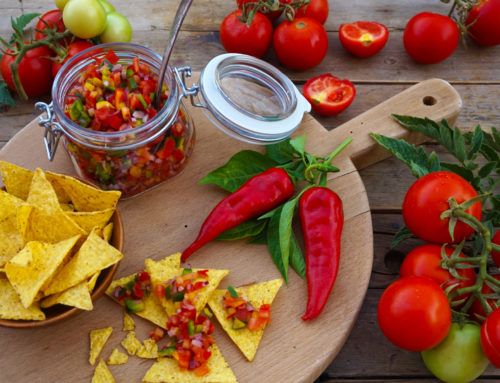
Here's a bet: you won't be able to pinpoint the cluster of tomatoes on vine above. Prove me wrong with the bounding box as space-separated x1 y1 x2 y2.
0 0 132 104
377 170 500 383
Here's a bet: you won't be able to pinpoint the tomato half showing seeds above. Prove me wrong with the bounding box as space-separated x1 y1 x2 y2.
377 276 452 351
399 244 476 308
273 17 328 71
466 0 500 46
339 21 389 58
302 74 355 116
402 171 482 244
481 307 500 367
403 12 459 64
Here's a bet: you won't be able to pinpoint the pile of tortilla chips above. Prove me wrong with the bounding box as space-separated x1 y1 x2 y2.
0 161 123 321
105 252 283 382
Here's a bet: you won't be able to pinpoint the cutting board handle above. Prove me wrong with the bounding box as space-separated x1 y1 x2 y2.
324 78 462 171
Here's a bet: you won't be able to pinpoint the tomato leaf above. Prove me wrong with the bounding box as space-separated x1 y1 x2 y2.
370 132 441 178
199 150 277 192
266 137 299 164
289 134 306 156
391 226 414 247
0 81 15 107
216 218 267 241
11 13 40 37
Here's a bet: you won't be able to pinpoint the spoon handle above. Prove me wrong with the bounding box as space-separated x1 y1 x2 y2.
155 0 194 110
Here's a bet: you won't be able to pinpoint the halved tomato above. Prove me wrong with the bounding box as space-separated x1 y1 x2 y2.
302 74 356 116
339 21 389 58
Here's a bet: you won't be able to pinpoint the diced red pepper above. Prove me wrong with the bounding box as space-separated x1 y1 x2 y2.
149 327 165 341
104 50 119 65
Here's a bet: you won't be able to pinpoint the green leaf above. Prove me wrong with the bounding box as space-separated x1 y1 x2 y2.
480 144 499 163
280 161 306 182
453 127 467 163
216 219 267 241
478 161 498 179
199 150 277 192
289 134 306 156
246 225 268 244
467 125 484 160
289 231 305 279
279 197 298 266
267 207 288 283
11 13 40 35
370 133 441 178
266 138 298 164
391 226 414 247
0 82 15 107
440 162 475 185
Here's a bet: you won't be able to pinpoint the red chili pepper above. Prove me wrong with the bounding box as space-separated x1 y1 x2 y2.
181 167 295 262
299 186 344 321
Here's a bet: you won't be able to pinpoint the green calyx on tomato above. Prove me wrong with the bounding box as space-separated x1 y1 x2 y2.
422 322 489 383
302 74 356 116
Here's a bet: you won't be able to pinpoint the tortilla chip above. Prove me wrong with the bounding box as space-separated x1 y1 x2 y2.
121 331 143 356
0 190 24 267
145 254 229 316
5 235 80 308
44 230 122 295
0 278 45 321
65 208 115 233
92 359 116 383
88 272 100 292
137 338 158 359
45 171 121 212
208 279 283 362
26 169 61 212
89 327 113 366
0 161 33 200
40 280 93 310
123 312 135 331
107 348 128 365
102 223 114 242
106 273 169 329
143 343 237 383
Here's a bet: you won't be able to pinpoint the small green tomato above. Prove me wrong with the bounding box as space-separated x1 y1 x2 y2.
55 0 70 10
63 0 107 39
421 322 489 383
98 0 115 13
100 12 133 43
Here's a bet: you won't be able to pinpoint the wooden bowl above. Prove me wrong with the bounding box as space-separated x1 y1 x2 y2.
0 208 124 328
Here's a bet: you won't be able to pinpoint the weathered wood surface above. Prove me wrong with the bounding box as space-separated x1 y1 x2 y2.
1 0 500 382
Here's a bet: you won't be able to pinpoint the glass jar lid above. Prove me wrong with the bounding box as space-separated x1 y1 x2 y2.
198 54 311 144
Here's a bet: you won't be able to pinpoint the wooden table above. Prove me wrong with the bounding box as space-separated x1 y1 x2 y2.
1 1 499 382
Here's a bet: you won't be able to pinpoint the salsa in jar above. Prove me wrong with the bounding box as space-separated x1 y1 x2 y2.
61 48 194 198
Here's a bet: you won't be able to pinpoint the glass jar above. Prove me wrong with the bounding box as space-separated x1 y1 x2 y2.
37 44 310 199
36 43 196 199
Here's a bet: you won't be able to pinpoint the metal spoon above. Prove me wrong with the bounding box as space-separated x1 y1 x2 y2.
154 0 194 110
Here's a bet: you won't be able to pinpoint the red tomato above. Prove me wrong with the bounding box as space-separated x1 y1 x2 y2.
378 276 452 351
35 10 66 40
469 275 500 322
294 0 329 24
0 45 53 97
52 40 95 77
481 307 500 367
466 0 500 46
492 231 500 268
236 0 292 21
339 21 389 58
302 74 356 116
402 171 482 244
403 12 459 64
219 10 273 58
400 244 476 307
273 17 328 71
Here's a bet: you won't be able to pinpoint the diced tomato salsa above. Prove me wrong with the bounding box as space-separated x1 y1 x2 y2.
63 50 193 198
223 287 272 331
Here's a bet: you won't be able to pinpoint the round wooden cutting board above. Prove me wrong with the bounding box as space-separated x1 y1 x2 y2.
0 78 460 383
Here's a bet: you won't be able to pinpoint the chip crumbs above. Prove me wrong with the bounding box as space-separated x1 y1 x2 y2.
107 348 128 365
89 327 113 366
92 359 116 383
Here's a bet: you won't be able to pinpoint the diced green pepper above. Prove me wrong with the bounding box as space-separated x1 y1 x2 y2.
172 291 185 302
137 93 148 109
165 284 172 300
227 286 239 298
158 346 176 357
128 77 138 90
69 98 84 121
126 68 134 78
232 318 246 330
188 320 195 336
182 268 192 276
195 324 204 333
125 299 144 313
203 307 213 318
